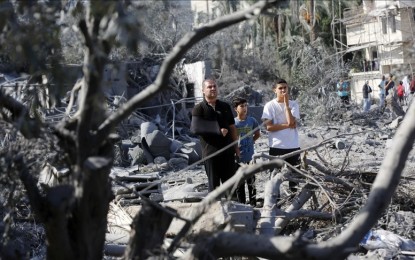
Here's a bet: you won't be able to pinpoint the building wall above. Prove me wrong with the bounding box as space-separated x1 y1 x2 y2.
397 0 415 9
345 2 414 84
349 72 383 105
379 44 405 65
400 8 415 41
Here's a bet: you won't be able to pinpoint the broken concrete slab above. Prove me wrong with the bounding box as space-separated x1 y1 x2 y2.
140 121 157 137
113 172 161 182
128 145 145 166
162 179 207 202
388 116 403 129
144 130 172 159
160 201 255 237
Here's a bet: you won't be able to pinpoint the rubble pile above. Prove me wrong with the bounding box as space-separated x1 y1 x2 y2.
111 167 163 206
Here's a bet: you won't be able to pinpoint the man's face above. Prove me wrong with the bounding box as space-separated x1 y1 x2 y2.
203 80 218 99
274 83 288 97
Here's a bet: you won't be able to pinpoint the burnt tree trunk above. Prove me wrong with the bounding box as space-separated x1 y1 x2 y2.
124 200 175 259
44 11 115 259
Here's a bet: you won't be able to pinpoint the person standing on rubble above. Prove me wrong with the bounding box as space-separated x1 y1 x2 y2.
190 79 240 193
385 74 395 97
233 97 260 206
378 75 386 111
362 81 372 112
261 78 301 192
397 81 405 106
402 75 411 105
337 79 350 105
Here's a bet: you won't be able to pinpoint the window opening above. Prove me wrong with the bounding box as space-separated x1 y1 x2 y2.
382 17 387 34
390 15 396 33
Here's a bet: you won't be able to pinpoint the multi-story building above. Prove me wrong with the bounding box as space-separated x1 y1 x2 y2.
340 0 415 103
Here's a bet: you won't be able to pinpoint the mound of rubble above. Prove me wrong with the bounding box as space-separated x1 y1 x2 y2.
100 95 415 258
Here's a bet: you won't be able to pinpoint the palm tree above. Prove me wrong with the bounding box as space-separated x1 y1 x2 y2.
298 0 361 43
298 0 328 42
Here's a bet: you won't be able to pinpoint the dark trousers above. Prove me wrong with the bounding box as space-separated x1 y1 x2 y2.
235 161 256 205
269 147 301 191
340 96 349 105
204 149 236 192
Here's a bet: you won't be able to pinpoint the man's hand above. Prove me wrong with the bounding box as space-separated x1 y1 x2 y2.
283 91 290 103
288 120 297 128
220 128 228 137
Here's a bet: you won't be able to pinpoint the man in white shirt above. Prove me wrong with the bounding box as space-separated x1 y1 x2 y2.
261 78 300 191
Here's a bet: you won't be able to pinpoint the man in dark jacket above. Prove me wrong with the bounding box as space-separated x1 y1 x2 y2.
191 79 240 192
362 81 372 112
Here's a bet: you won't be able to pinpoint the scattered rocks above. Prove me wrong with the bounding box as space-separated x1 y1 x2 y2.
105 100 415 258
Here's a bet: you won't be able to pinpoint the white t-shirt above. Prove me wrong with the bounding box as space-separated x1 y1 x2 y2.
261 99 300 149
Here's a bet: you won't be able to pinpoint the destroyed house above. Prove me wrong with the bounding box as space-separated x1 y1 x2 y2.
340 0 415 103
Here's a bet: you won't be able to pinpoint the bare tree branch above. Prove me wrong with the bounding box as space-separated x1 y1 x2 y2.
0 90 42 138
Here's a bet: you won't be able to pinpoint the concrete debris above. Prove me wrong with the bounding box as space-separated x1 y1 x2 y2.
110 167 163 205
168 157 188 171
388 116 403 129
154 156 167 165
146 130 172 159
164 201 254 237
128 145 145 166
38 163 69 188
116 120 202 168
162 178 207 202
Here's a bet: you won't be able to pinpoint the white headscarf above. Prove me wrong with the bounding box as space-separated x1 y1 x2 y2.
403 76 410 96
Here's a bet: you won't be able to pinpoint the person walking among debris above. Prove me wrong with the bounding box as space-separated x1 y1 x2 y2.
409 75 415 106
233 97 260 206
378 75 386 111
261 78 301 191
190 79 240 193
397 81 405 106
402 75 411 105
337 79 350 105
411 76 415 94
362 81 372 112
385 74 395 96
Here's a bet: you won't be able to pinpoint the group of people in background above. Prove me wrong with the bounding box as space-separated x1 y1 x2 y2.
395 75 414 106
377 74 414 110
338 73 415 113
190 78 300 206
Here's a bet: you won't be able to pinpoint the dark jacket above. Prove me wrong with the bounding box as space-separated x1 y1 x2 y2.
385 80 395 96
362 84 371 99
191 99 235 157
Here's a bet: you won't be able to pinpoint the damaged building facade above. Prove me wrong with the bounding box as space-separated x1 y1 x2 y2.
340 0 415 103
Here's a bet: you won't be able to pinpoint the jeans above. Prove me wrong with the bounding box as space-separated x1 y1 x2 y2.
363 98 371 112
379 94 385 109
